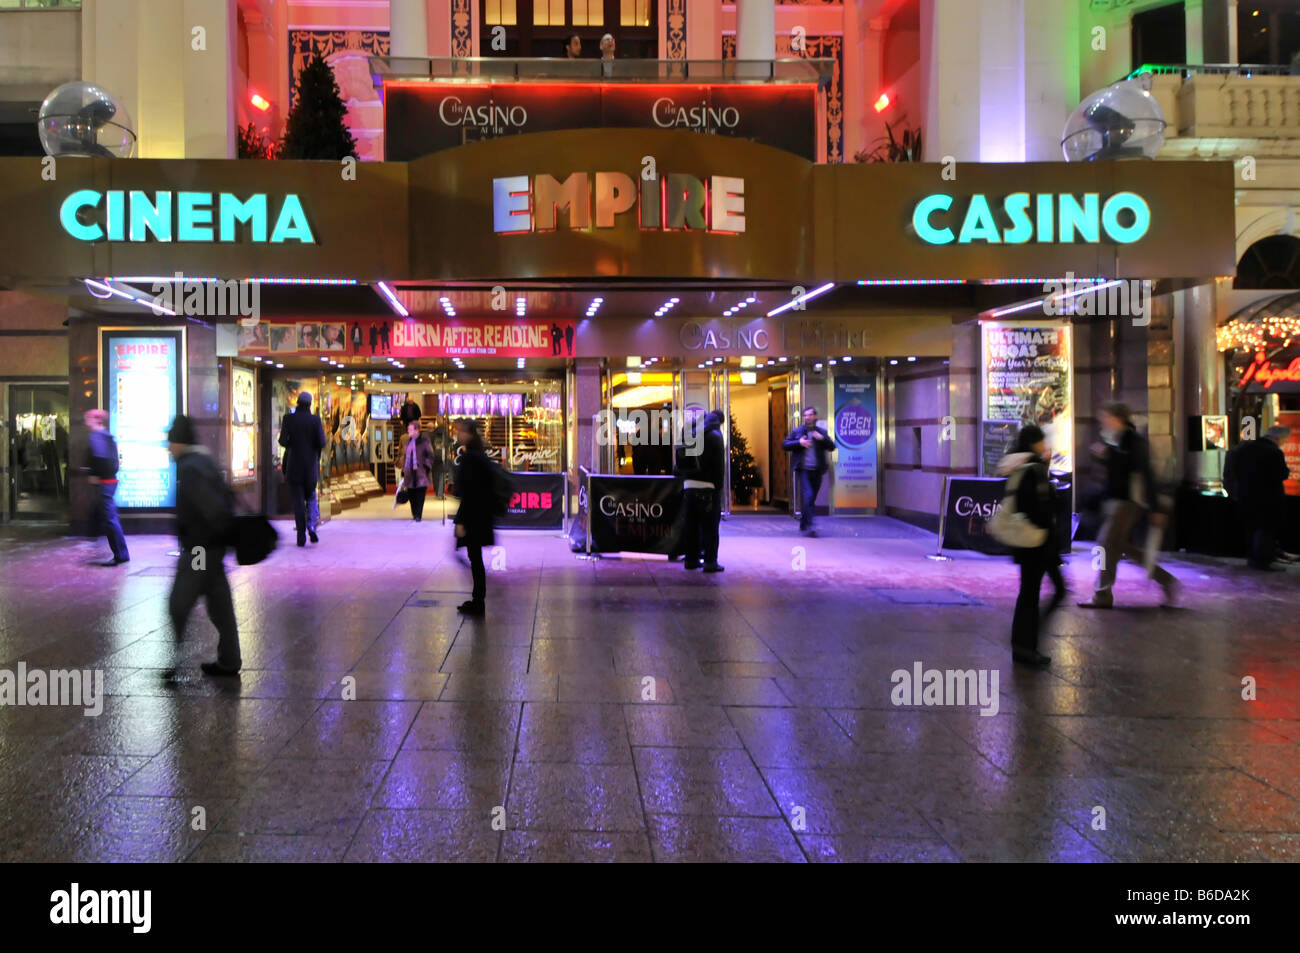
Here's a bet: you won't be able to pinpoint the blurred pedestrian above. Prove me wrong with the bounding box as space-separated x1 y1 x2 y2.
165 415 240 678
1224 424 1292 571
1078 402 1180 608
402 421 435 522
278 391 326 547
452 418 495 616
82 409 129 566
998 425 1066 669
782 406 837 537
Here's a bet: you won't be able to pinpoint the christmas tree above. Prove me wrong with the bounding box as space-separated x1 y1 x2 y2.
280 55 357 160
237 122 276 159
729 417 764 505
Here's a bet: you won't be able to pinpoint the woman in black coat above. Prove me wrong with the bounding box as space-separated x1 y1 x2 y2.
452 418 496 616
998 424 1066 669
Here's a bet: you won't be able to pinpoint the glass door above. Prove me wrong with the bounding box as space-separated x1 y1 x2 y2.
7 385 69 520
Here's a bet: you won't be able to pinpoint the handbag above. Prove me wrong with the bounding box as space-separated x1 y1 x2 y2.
988 465 1048 549
394 475 408 507
229 513 278 565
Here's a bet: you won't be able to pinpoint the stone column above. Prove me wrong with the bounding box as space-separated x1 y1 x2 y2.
572 359 605 486
391 0 430 59
1179 281 1224 491
736 0 775 79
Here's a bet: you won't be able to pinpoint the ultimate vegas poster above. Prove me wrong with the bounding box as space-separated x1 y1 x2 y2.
981 321 1073 475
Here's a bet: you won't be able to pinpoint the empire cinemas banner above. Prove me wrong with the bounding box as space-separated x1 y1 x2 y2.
499 471 565 529
586 474 684 555
384 82 816 161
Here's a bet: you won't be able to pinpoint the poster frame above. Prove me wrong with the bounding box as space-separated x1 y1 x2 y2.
978 318 1074 478
96 326 187 512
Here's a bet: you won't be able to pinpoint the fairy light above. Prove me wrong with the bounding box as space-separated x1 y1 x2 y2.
1217 314 1300 352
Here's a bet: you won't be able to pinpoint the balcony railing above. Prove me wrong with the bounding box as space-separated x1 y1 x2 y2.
1127 63 1298 81
369 56 834 89
1123 66 1300 140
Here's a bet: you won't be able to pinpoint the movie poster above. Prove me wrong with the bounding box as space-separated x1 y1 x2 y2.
982 322 1073 473
101 330 184 508
231 364 257 482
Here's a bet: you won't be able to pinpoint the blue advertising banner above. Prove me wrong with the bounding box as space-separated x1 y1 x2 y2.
102 330 184 509
832 375 878 509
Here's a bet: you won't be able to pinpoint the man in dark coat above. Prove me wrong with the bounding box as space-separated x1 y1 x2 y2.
165 414 240 678
1225 424 1292 570
453 419 496 616
782 406 837 537
83 408 129 565
278 391 326 547
675 410 726 572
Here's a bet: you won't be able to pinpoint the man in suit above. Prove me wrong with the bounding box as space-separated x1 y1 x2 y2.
278 391 326 547
782 406 837 537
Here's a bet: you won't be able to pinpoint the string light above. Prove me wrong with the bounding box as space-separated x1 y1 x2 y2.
1217 314 1300 352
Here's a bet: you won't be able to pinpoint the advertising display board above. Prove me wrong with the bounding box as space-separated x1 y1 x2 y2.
980 420 1019 477
499 471 565 529
384 82 817 161
231 363 256 483
831 375 878 510
940 476 1072 555
100 329 185 509
585 473 684 555
240 317 577 360
1278 412 1300 497
981 321 1073 474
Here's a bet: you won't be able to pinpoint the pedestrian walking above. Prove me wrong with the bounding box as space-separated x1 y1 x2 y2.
401 421 435 521
452 418 495 616
164 414 241 678
1078 402 1180 608
278 391 326 547
676 410 726 572
1224 424 1292 571
996 425 1067 669
782 406 837 536
82 408 129 566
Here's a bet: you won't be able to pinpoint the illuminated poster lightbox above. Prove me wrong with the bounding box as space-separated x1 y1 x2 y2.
101 329 185 508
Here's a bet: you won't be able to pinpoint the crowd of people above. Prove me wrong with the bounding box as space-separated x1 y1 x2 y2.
76 394 1291 680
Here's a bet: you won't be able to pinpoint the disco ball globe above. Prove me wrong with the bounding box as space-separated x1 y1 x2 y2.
1061 79 1166 162
37 81 137 159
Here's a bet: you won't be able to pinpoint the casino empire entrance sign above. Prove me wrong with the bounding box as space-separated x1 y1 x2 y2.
493 171 745 234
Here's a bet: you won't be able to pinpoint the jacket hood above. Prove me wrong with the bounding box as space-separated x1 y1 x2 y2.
996 451 1036 476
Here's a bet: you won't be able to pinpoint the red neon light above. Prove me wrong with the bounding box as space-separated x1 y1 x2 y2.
1240 353 1300 389
383 81 819 92
250 92 271 112
874 93 891 113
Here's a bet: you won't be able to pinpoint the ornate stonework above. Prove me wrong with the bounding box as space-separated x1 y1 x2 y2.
452 0 473 58
288 30 391 109
723 32 843 162
667 0 687 60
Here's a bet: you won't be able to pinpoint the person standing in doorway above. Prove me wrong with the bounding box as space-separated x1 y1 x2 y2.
83 408 129 566
279 391 326 547
783 406 837 537
1078 402 1180 608
452 418 495 616
677 411 726 572
1224 423 1292 571
402 421 435 522
164 414 240 678
999 425 1067 669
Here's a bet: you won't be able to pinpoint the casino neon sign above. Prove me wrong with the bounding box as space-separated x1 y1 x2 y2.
59 190 315 243
911 191 1150 245
493 172 745 234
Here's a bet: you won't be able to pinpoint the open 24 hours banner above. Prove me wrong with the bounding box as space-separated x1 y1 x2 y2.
832 376 878 510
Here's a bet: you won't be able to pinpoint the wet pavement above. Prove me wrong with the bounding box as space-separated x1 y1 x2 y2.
1 511 1297 862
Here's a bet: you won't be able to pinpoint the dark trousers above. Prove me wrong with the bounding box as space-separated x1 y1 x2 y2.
682 487 721 567
798 468 823 531
1245 515 1276 568
169 546 240 669
98 482 129 561
467 543 486 604
1012 558 1067 652
290 480 316 541
408 486 427 520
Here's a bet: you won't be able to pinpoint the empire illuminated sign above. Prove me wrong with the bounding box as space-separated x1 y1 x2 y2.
59 191 315 243
493 172 745 234
912 192 1150 245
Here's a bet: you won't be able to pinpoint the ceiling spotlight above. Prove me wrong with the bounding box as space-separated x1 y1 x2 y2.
890 359 899 365
907 356 917 362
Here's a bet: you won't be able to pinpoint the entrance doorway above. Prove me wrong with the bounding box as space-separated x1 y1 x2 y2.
7 384 69 520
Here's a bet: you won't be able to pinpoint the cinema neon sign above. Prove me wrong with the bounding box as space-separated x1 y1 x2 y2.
59 190 315 243
911 192 1150 245
493 172 745 234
